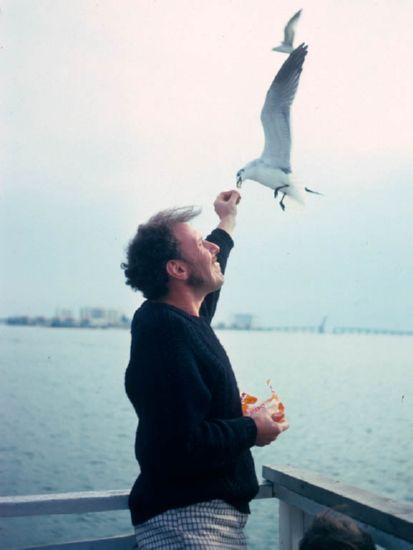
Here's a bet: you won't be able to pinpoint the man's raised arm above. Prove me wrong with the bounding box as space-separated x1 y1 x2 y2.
215 190 241 236
200 190 241 322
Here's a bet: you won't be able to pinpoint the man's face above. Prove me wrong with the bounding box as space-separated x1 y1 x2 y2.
172 223 224 293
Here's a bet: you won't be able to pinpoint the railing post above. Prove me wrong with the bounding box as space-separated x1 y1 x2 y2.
279 500 313 549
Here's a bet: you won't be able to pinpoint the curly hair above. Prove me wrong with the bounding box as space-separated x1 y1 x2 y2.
121 206 201 300
299 513 376 550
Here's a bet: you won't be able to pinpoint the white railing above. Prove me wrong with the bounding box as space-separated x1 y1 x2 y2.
1 465 412 550
263 465 413 550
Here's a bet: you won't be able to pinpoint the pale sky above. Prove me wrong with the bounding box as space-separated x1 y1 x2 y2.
1 0 413 329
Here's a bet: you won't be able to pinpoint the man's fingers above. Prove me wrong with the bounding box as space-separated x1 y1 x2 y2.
270 415 289 432
219 190 241 204
276 419 289 432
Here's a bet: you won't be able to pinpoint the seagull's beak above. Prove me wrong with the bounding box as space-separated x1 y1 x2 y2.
236 174 242 188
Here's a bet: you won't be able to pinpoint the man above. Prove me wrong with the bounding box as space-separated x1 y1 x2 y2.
122 190 288 548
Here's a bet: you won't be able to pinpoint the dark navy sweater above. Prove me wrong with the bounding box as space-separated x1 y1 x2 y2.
125 228 259 525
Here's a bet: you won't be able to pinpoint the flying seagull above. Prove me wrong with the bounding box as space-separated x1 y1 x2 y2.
272 9 302 53
236 44 318 211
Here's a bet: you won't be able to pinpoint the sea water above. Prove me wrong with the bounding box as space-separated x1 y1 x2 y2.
0 325 412 549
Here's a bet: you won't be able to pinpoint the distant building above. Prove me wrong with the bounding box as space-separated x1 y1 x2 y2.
55 308 74 322
51 308 76 327
80 307 123 328
231 313 253 330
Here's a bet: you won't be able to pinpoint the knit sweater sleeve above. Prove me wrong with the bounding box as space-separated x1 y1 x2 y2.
129 311 256 479
200 228 234 323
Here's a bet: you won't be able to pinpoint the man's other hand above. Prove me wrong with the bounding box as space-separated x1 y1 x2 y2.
214 190 241 235
252 409 289 447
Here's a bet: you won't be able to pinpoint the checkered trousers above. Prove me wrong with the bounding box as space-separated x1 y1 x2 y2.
134 499 249 549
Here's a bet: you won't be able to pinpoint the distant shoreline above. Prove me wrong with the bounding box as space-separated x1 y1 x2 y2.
1 318 412 336
0 317 130 330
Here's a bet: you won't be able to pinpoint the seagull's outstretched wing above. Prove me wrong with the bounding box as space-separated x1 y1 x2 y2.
260 43 308 172
284 9 302 47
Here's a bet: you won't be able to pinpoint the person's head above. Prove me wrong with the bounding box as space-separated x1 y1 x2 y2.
299 513 376 550
122 206 223 300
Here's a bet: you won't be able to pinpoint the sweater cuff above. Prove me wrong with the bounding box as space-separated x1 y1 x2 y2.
242 416 257 447
208 228 234 250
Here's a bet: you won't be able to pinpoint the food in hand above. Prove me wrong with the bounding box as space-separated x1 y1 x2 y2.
241 380 285 423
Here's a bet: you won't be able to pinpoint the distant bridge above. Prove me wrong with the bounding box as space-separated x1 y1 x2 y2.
266 326 413 336
269 326 321 334
332 327 413 336
216 324 413 336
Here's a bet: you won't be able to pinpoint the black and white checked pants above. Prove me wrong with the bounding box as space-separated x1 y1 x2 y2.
134 499 248 549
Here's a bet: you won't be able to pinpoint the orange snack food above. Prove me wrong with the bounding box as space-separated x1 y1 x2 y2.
240 392 258 415
240 380 286 423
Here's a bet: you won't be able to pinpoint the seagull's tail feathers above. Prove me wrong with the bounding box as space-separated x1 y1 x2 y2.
304 187 323 196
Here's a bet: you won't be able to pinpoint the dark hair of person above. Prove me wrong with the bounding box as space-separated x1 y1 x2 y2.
121 206 201 300
299 513 376 550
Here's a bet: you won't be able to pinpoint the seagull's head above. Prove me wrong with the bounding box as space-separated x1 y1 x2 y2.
236 169 245 189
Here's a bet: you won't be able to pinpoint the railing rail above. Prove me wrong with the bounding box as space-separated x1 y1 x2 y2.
0 489 130 518
1 466 412 550
0 482 273 519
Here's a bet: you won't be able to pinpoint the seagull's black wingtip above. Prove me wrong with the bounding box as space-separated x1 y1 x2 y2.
296 42 308 52
285 43 308 67
290 43 308 62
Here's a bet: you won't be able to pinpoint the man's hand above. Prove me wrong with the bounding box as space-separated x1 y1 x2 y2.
252 408 289 447
214 190 241 236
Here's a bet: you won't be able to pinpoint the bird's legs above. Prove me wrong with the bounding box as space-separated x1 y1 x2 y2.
274 185 289 211
274 184 289 199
